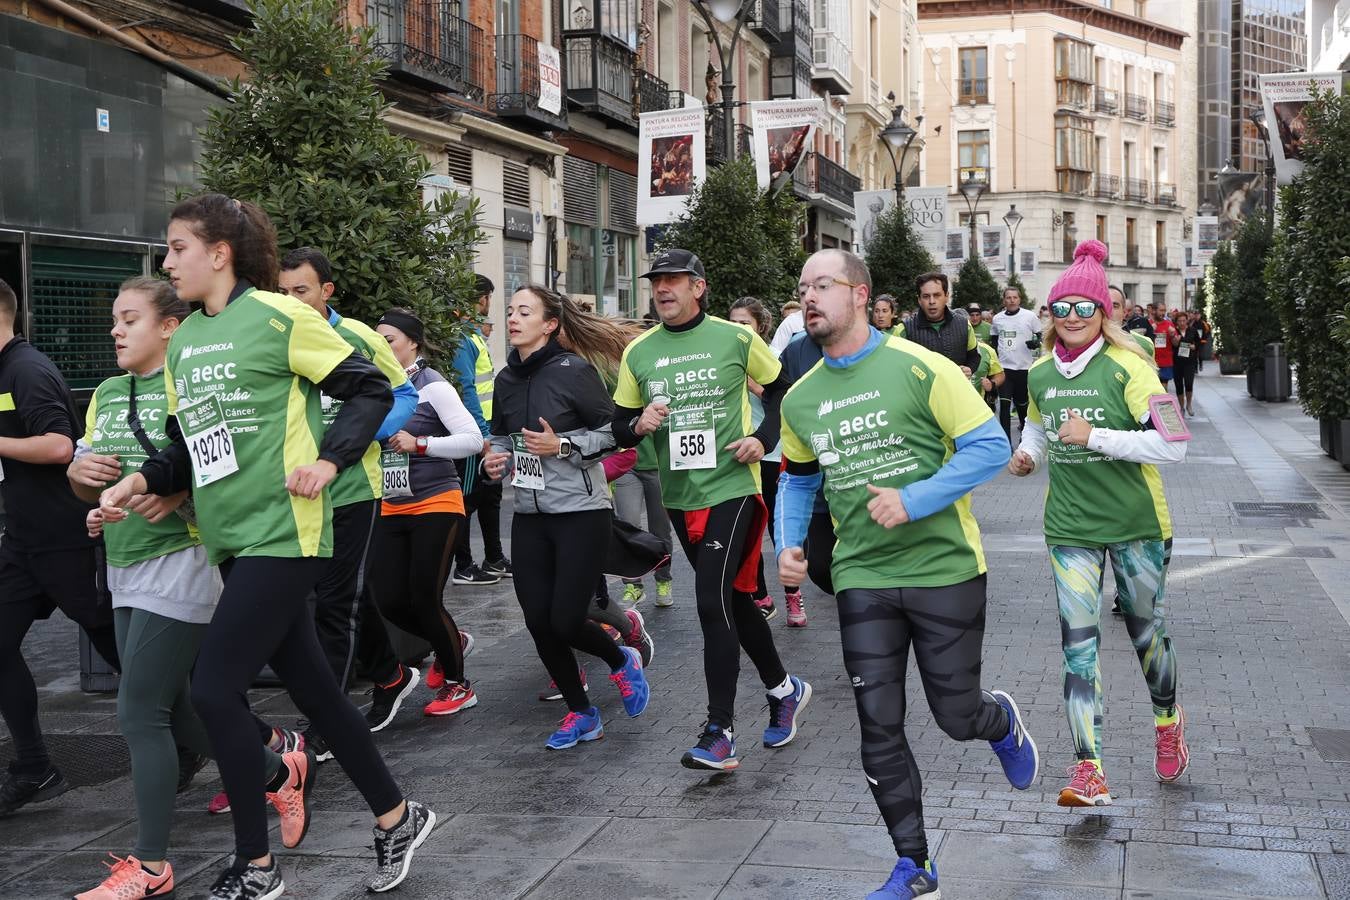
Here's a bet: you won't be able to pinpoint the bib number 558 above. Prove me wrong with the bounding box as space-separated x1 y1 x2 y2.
678 432 706 457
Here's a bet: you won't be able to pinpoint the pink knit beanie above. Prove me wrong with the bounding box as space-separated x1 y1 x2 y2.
1048 240 1111 311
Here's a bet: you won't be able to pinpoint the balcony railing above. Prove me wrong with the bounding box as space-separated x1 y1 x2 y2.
563 34 668 130
1155 182 1177 206
796 152 860 208
1153 99 1175 126
810 30 851 95
1126 244 1140 268
638 68 671 115
1124 92 1148 120
488 34 568 130
368 0 485 99
1094 173 1120 199
1124 177 1150 202
1156 247 1169 269
748 0 781 42
959 77 988 104
1094 87 1119 114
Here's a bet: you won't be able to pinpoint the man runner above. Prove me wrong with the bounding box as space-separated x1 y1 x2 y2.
775 250 1039 900
613 249 811 772
989 284 1040 440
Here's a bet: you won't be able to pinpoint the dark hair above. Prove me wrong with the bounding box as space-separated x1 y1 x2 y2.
280 246 333 285
474 274 495 298
377 307 429 354
818 248 872 298
0 278 15 323
871 294 897 324
916 272 949 295
169 193 279 292
1002 284 1021 297
119 276 191 322
512 283 639 376
729 296 774 341
1108 284 1126 297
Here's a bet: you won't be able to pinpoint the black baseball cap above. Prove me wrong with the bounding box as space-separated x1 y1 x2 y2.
642 248 706 280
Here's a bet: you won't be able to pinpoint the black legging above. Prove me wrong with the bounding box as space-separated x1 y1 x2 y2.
512 509 625 713
369 511 466 685
997 369 1030 437
191 556 402 860
838 576 1009 863
1173 363 1197 396
669 496 788 730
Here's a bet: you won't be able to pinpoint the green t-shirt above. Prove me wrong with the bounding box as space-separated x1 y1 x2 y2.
970 342 1003 392
614 315 782 510
1027 344 1172 547
780 335 994 590
325 313 411 508
86 373 199 567
165 289 355 565
973 321 992 345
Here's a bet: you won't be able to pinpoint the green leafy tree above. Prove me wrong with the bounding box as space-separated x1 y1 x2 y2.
657 156 806 319
195 0 483 361
1209 243 1238 356
863 202 937 307
1227 213 1281 370
951 256 1000 311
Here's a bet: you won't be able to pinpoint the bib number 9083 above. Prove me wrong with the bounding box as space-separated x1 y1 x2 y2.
380 450 412 499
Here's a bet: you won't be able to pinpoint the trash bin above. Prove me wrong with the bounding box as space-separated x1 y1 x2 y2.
1263 342 1292 402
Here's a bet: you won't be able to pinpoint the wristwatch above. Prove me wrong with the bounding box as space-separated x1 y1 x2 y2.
415 436 429 456
556 437 573 459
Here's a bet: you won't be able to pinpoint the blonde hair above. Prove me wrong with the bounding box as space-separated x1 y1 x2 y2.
1041 311 1156 368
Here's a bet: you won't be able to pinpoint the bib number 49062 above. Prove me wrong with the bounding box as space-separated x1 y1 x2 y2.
669 429 715 470
179 395 239 488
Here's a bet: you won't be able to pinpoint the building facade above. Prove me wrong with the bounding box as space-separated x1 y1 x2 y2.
845 0 924 194
1308 0 1350 72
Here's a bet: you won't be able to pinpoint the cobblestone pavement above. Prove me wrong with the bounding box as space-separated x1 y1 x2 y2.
2 367 1349 899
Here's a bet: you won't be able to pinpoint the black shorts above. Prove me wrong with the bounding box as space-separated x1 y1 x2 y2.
0 540 109 629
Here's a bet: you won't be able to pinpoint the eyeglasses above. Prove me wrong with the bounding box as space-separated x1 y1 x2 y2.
797 275 857 300
1050 300 1100 319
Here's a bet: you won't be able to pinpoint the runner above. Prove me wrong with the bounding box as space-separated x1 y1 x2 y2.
967 302 991 346
1009 239 1189 809
0 277 119 817
900 273 979 371
68 277 309 900
775 249 1038 900
480 284 651 749
970 338 1005 413
277 248 421 752
371 308 486 718
778 330 836 598
869 294 900 336
1172 311 1201 415
1149 301 1177 388
612 249 811 771
613 391 675 607
98 194 434 898
989 283 1040 440
1110 286 1159 357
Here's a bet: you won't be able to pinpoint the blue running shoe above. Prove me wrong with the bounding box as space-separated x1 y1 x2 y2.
609 646 650 718
545 707 603 750
988 689 1039 790
867 858 940 899
680 723 739 771
763 675 812 748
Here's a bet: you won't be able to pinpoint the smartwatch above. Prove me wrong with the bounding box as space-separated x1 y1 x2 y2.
415 436 429 456
556 437 573 459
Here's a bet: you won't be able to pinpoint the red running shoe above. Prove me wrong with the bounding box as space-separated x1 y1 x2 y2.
207 790 231 814
74 854 173 900
1155 706 1190 782
425 658 445 691
267 747 316 849
425 683 478 716
1057 760 1112 807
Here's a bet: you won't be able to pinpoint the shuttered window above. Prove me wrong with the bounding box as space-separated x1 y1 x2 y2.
606 170 638 235
503 160 531 207
446 144 473 186
563 156 599 226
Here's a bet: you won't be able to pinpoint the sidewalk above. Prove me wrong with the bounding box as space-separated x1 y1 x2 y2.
2 366 1349 899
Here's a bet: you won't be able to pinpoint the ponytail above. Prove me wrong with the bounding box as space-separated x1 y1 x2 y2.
169 193 279 292
514 284 640 377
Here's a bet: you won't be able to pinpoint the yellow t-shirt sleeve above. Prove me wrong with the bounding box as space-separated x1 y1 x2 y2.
746 332 783 385
780 399 815 464
163 361 179 415
613 345 644 408
927 358 995 438
987 349 1004 377
288 304 362 385
966 327 977 350
1121 354 1166 422
85 387 100 438
346 319 409 389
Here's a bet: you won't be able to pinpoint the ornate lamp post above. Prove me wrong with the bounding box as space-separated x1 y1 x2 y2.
879 92 921 203
960 169 988 260
1002 203 1024 276
692 0 752 162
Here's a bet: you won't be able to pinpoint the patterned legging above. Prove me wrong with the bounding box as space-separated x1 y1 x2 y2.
1050 539 1178 761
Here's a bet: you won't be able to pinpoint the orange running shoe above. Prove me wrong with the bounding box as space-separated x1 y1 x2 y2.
1057 760 1112 807
74 854 173 900
266 747 317 849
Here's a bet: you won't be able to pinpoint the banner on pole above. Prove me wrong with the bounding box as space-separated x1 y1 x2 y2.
853 189 897 251
537 43 562 115
1181 243 1202 281
637 107 707 225
1258 71 1344 185
978 225 1008 274
1195 216 1220 263
1018 247 1039 277
750 99 824 192
905 187 949 263
942 228 968 277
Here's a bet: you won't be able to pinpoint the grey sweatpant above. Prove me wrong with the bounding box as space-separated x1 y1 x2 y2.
612 469 672 584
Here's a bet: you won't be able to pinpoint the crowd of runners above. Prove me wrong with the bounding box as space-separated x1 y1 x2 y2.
0 194 1194 900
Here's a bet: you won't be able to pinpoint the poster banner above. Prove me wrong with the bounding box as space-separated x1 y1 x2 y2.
942 228 968 277
853 189 897 251
1195 215 1220 263
978 225 1008 274
1181 243 1202 281
638 106 707 225
750 98 824 191
1258 72 1344 185
537 43 562 115
1018 247 1039 277
905 187 949 263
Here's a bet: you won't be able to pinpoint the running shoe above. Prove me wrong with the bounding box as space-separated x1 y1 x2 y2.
1058 760 1112 807
681 723 739 771
481 557 513 579
546 708 604 750
267 747 317 849
207 858 283 900
784 589 807 627
609 646 650 718
621 583 645 606
425 658 445 690
867 857 940 899
655 579 674 607
753 594 777 621
208 790 231 815
987 689 1039 790
303 730 333 764
366 664 420 732
1155 706 1190 782
368 799 436 893
0 762 69 816
460 630 476 658
452 565 500 586
538 666 588 702
271 728 305 754
623 607 655 667
763 675 812 748
75 853 173 900
177 745 208 793
424 683 478 717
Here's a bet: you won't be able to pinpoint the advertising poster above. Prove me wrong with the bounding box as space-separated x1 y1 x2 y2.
750 98 824 192
1258 72 1344 184
1195 215 1220 263
943 228 968 277
1018 247 1039 277
905 187 949 263
637 106 707 225
978 225 1008 274
853 189 897 251
536 43 562 115
1182 243 1202 281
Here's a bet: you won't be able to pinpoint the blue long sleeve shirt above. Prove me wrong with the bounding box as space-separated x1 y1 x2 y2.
449 331 490 437
328 307 418 441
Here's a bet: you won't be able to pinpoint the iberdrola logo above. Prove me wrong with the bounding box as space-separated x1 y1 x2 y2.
817 398 834 416
654 356 670 368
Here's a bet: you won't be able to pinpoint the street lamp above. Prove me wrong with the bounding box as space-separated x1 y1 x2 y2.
880 92 922 203
1002 203 1023 276
1248 108 1277 229
959 169 988 260
692 0 752 163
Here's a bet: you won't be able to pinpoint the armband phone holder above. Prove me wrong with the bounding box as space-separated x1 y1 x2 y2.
1148 395 1191 442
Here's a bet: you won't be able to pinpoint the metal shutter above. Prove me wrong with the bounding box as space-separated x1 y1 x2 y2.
606 170 638 234
29 245 143 391
446 144 473 186
563 156 599 226
503 161 531 207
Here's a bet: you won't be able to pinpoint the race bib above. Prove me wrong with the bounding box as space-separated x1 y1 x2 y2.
510 433 545 491
999 333 1015 350
1177 343 1191 358
1154 333 1167 348
178 394 239 488
669 429 716 471
380 450 412 499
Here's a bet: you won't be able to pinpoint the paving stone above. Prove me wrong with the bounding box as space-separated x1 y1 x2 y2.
1124 843 1324 897
941 879 1122 899
573 817 770 863
2 849 223 897
718 864 897 899
745 820 911 872
936 831 1123 888
524 859 735 899
419 813 609 858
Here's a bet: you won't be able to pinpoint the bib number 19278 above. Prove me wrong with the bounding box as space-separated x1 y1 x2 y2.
669 428 715 470
178 394 239 488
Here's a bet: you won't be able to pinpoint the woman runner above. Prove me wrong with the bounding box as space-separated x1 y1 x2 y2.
1171 311 1202 415
869 294 900 336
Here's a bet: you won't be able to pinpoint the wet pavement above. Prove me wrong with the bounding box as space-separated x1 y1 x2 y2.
2 366 1349 899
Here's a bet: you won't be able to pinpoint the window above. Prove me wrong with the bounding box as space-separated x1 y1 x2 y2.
1126 217 1138 267
656 1 676 87
957 129 990 183
1054 38 1093 109
1095 136 1108 173
1096 214 1108 244
1061 211 1077 263
601 0 637 49
1155 220 1167 268
958 48 988 104
1054 114 1093 193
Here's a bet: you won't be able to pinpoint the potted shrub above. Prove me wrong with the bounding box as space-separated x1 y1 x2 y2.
1209 244 1243 375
